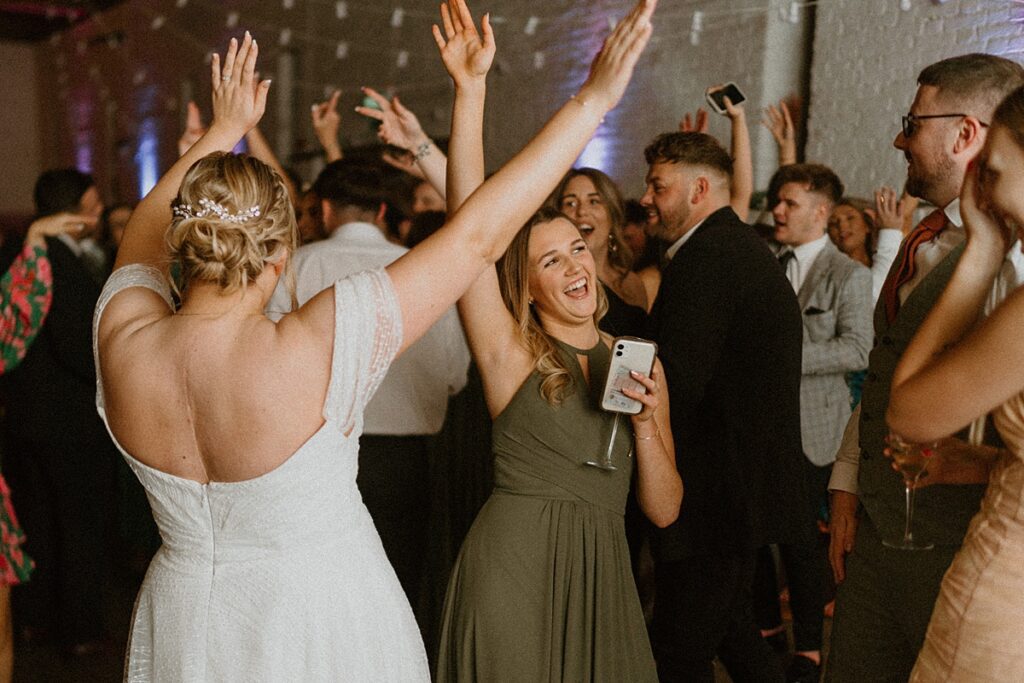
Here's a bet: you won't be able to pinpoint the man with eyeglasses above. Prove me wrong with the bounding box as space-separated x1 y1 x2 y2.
824 53 1024 682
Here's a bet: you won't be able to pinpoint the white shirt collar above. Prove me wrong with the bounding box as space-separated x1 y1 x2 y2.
790 232 830 264
943 197 963 231
329 221 390 244
665 216 709 261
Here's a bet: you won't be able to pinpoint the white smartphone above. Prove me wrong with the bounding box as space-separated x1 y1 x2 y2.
705 82 746 114
601 337 658 415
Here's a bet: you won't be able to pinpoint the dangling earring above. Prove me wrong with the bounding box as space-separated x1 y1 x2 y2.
528 297 535 305
608 236 619 255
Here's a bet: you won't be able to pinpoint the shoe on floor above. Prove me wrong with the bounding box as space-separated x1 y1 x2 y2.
785 653 820 683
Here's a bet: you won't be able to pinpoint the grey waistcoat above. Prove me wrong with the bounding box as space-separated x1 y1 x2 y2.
858 241 986 547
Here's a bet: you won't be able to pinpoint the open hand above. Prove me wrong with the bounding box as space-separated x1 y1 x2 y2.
355 87 428 152
874 186 917 235
209 32 271 139
178 101 207 157
577 0 657 114
762 100 794 146
679 107 708 133
432 0 495 90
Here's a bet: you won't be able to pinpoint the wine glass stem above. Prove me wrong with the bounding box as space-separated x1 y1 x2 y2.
903 483 915 543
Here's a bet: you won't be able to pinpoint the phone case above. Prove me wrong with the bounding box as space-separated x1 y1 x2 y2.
601 337 658 414
705 82 746 114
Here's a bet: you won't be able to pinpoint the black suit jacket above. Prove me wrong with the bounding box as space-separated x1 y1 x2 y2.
647 206 809 560
0 236 108 445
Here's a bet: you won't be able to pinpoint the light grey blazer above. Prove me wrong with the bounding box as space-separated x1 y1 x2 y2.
795 240 872 466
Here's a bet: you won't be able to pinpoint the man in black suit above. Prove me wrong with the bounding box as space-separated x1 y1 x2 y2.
642 132 810 682
0 169 116 653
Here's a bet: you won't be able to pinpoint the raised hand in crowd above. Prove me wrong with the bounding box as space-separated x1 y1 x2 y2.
117 31 271 270
707 84 752 221
678 107 708 133
433 0 495 207
356 86 447 195
311 90 343 163
763 99 796 167
874 185 919 236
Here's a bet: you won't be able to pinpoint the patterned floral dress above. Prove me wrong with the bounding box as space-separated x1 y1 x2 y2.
0 241 48 585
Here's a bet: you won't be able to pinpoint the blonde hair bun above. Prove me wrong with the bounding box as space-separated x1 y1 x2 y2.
168 152 297 295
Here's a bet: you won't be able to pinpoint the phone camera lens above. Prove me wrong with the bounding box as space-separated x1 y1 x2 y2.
617 344 624 350
615 351 623 356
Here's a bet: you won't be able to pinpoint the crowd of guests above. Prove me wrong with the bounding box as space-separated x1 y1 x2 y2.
1 0 1023 680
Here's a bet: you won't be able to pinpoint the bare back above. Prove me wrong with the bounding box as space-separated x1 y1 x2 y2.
96 268 338 484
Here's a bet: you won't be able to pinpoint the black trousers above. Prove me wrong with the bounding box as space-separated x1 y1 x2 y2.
753 459 832 652
4 433 115 645
652 549 784 683
357 434 430 615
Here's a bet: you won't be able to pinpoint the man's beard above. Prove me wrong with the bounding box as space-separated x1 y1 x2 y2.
905 154 957 206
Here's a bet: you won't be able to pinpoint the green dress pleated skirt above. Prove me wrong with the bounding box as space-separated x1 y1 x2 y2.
436 339 658 682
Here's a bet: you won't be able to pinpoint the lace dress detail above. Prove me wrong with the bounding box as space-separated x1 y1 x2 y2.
93 264 427 682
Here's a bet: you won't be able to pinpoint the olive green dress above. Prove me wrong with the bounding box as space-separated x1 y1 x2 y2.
436 339 657 682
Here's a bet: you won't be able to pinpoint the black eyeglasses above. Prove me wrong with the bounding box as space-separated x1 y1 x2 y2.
901 113 989 138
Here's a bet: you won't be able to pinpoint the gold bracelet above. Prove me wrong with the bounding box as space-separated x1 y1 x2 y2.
635 429 660 442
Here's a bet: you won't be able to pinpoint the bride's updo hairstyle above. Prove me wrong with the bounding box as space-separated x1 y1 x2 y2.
167 152 297 297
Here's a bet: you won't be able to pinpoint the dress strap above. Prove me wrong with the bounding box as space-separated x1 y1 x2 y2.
92 264 174 415
322 268 403 432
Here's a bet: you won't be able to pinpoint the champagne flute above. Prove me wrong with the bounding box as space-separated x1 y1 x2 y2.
883 433 936 551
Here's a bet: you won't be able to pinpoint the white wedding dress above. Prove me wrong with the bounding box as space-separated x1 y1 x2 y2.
93 265 430 682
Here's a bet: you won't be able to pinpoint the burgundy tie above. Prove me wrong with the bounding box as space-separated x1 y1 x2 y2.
881 209 948 324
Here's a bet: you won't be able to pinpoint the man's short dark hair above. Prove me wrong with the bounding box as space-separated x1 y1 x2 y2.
311 159 386 213
34 168 94 217
919 53 1024 118
643 132 733 178
769 163 844 207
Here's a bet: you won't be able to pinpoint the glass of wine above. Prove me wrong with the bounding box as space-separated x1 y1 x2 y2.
883 432 936 551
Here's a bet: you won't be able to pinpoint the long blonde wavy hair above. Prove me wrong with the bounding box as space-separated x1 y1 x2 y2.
167 152 297 306
497 208 608 406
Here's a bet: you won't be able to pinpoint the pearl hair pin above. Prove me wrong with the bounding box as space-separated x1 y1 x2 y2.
172 198 261 224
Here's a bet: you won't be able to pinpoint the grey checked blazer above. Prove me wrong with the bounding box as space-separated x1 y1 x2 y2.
791 240 872 466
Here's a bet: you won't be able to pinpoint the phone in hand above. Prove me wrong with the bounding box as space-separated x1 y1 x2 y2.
601 337 658 415
705 82 746 114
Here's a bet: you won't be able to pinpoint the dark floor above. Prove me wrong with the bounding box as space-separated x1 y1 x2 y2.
9 570 829 682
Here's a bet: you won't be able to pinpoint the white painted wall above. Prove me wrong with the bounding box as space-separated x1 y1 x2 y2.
806 0 1020 198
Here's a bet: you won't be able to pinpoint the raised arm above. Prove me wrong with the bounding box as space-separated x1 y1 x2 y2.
722 94 752 221
385 0 656 356
311 90 343 163
430 0 528 414
356 88 448 197
117 32 269 271
763 100 796 167
888 164 1019 442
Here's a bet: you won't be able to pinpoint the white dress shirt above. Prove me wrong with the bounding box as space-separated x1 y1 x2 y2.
869 229 902 305
779 233 830 293
829 198 1024 494
665 216 708 261
268 222 470 435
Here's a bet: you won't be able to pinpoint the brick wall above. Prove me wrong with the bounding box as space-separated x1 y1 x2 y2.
33 0 808 205
806 0 1021 199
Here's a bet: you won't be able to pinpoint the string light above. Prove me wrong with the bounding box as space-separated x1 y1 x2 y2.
524 16 539 36
533 51 545 70
690 10 704 46
390 8 405 28
279 28 292 46
226 11 239 28
397 50 409 68
335 1 348 20
150 14 165 30
900 0 912 8
335 41 349 59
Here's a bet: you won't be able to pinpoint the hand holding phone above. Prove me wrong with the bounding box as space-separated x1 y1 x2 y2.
601 337 658 414
705 82 746 115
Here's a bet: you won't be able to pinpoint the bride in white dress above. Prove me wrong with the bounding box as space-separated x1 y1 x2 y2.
92 2 656 679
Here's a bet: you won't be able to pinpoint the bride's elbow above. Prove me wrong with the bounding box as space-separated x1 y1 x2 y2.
646 489 683 529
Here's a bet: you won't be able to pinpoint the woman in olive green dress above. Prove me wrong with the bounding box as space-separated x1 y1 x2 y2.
431 4 678 680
